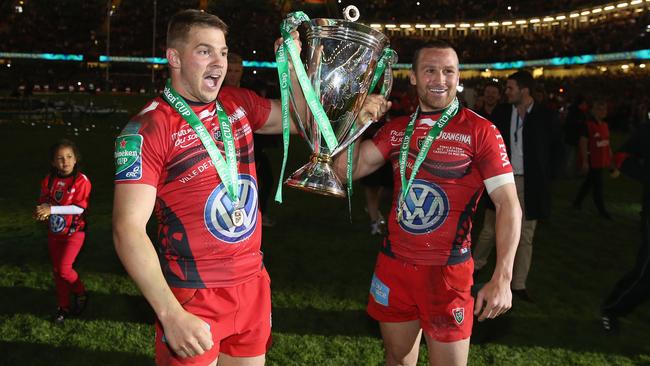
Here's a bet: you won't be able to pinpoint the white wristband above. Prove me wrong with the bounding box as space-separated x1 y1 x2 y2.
50 205 84 215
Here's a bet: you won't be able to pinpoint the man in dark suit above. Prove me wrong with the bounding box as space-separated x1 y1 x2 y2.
473 70 560 301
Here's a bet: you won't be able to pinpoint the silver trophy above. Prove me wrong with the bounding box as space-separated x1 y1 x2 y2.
281 7 396 197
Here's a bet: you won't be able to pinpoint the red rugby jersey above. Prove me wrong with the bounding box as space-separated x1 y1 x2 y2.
372 107 513 265
115 86 271 288
584 120 612 169
38 173 91 237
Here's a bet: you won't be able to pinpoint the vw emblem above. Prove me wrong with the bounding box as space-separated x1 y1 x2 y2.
398 179 449 234
49 214 67 234
204 174 258 243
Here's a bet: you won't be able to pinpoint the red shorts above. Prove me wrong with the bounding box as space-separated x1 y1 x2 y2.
155 268 272 366
367 253 474 342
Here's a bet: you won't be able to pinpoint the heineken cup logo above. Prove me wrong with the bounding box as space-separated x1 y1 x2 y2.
115 134 143 181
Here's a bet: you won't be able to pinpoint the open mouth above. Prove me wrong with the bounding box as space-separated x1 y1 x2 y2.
204 72 222 88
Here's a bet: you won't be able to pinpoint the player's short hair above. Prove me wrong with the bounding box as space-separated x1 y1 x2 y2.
411 40 456 71
167 9 228 49
507 70 535 94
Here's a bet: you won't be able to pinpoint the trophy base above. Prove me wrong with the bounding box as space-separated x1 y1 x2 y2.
285 154 346 198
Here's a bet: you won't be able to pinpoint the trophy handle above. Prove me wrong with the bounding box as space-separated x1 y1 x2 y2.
379 49 397 100
330 48 397 157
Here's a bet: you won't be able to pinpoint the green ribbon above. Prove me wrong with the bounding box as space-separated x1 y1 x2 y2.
274 11 397 205
161 79 240 207
274 43 292 203
275 11 339 203
397 98 460 220
346 48 396 215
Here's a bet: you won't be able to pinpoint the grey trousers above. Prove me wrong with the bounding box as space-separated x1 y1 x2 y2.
473 175 537 290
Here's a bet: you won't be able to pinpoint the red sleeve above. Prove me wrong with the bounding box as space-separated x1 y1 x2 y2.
71 174 91 209
371 117 407 160
115 103 169 187
474 119 513 180
37 175 49 204
139 111 168 187
222 86 271 132
613 152 631 170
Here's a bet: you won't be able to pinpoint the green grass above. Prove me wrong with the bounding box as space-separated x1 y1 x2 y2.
0 98 649 365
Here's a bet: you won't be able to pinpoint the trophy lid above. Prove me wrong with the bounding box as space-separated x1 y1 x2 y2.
307 18 389 52
306 6 389 52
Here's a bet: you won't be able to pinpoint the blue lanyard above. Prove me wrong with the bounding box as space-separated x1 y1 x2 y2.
514 113 524 143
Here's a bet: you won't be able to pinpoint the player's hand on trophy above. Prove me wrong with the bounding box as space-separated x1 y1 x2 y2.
274 30 301 55
358 94 391 124
34 204 51 221
161 308 213 358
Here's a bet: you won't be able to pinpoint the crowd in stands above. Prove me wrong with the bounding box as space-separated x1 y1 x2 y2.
1 0 648 63
1 0 649 132
355 0 607 22
391 10 649 63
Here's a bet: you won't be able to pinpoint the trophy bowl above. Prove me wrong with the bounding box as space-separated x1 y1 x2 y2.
283 14 396 197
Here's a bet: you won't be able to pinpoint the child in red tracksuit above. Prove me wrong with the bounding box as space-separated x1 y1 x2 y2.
35 139 90 324
573 100 613 219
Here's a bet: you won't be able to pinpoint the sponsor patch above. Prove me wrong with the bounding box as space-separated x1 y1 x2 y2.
389 130 405 146
49 214 66 233
115 134 143 181
370 274 390 306
398 179 449 234
204 174 258 243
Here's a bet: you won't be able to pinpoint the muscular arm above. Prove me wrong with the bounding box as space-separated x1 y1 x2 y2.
475 182 521 321
333 139 386 182
112 184 212 358
253 98 299 135
332 94 391 181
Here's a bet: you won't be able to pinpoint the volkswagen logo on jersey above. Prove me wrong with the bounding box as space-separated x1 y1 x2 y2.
398 179 449 234
204 174 258 243
49 214 67 234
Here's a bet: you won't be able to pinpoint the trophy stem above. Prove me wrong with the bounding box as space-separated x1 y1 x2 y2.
285 153 346 198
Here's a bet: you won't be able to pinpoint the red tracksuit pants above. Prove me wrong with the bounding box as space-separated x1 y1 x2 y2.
48 232 86 309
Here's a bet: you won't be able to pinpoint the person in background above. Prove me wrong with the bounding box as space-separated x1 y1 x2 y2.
475 81 501 121
601 123 650 332
35 138 90 325
472 70 561 302
572 100 613 219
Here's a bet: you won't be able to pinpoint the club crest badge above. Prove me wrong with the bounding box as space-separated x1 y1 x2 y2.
452 307 464 325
